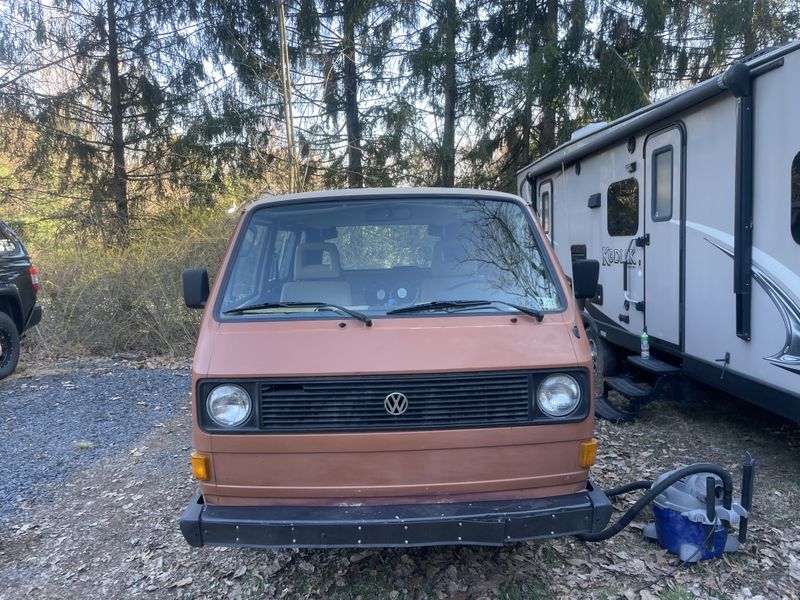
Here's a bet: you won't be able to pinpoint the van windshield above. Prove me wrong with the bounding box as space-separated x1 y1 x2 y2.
219 196 564 319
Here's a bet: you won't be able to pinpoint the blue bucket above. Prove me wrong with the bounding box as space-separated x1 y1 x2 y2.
653 505 728 560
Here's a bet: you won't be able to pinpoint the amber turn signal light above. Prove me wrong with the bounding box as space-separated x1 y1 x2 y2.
578 438 597 468
191 451 211 481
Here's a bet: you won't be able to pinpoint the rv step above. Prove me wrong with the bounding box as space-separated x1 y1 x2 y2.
605 376 650 398
594 395 635 422
626 355 681 375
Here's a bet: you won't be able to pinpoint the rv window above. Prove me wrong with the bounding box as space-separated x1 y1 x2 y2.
652 147 673 221
792 151 800 245
541 190 551 237
607 178 639 236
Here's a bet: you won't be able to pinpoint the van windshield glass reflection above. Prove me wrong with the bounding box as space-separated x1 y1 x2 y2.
220 197 564 318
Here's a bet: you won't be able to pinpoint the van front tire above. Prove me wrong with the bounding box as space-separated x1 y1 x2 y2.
586 326 616 397
0 312 20 380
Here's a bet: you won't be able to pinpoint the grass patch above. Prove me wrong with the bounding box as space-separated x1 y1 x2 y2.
539 542 562 566
327 568 397 600
661 586 695 600
497 577 552 600
593 587 624 600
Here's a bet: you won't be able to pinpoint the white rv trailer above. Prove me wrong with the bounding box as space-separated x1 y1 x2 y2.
516 41 800 421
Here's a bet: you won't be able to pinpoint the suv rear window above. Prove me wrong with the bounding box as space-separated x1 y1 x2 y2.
0 225 18 254
336 225 433 269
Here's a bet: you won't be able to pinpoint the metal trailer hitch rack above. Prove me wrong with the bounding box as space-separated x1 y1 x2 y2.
578 454 755 563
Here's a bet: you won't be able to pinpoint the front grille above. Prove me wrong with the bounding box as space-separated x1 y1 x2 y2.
259 371 532 432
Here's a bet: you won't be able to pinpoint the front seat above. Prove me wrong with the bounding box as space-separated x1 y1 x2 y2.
280 242 352 306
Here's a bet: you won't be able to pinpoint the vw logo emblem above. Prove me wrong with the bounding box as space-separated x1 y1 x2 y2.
384 392 409 416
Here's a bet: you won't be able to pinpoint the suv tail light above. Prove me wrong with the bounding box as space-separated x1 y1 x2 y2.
30 265 40 294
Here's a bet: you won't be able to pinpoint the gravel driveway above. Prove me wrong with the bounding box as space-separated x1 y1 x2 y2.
0 357 798 600
0 359 190 525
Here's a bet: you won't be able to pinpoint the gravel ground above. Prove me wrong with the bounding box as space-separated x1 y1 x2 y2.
0 356 798 600
0 358 190 524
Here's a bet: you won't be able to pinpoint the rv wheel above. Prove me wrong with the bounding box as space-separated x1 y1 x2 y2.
586 326 617 396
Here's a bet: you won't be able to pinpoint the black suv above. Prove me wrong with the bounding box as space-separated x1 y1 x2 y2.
0 220 42 379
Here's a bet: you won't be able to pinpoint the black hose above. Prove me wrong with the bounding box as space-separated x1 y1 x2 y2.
577 463 733 542
605 480 653 497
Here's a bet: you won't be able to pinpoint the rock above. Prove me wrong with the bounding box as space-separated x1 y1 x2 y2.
298 561 315 573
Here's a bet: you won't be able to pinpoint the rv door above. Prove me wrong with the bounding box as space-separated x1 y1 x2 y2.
644 126 684 347
605 174 644 339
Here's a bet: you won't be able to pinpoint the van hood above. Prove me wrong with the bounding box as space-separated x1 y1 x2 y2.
195 314 583 378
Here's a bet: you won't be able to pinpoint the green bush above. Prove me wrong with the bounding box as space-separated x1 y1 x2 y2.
29 209 236 357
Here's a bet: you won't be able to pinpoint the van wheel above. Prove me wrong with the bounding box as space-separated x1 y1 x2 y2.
0 312 20 380
586 326 617 397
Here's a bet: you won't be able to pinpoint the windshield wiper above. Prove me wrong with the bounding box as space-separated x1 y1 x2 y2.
224 302 372 326
387 300 544 321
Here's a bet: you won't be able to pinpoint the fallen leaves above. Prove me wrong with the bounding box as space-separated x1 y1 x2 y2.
167 576 192 588
1 361 800 600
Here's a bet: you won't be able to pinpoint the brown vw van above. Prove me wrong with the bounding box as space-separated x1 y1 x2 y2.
180 188 609 548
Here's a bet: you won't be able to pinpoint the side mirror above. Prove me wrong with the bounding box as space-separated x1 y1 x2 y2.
183 268 209 309
572 259 599 300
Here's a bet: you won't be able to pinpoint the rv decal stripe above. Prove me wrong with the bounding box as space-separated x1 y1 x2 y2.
687 221 800 291
705 238 800 375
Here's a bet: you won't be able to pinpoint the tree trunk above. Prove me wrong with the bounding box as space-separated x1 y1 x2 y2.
440 0 457 187
342 5 363 188
742 0 756 56
518 0 538 171
277 0 297 192
106 0 128 243
537 0 558 156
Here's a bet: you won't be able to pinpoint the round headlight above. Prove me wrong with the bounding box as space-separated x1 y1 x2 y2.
537 374 581 417
207 384 252 427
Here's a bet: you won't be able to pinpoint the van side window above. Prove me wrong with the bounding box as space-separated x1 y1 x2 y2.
271 230 297 280
792 151 800 245
227 222 270 305
607 178 639 236
652 147 673 221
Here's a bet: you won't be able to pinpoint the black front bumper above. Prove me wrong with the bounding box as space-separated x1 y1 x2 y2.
180 483 612 549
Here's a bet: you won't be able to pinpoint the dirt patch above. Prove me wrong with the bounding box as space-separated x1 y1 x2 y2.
0 362 798 600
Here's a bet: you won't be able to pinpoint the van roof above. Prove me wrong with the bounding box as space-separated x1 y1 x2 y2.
518 40 800 180
246 187 523 211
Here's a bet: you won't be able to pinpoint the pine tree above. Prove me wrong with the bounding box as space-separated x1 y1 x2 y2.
314 0 413 187
398 0 494 187
0 0 224 243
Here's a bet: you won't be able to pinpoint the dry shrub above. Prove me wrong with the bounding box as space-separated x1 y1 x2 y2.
31 209 237 357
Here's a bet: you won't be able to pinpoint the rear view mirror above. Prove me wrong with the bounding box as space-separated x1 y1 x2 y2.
183 268 209 309
572 259 599 299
